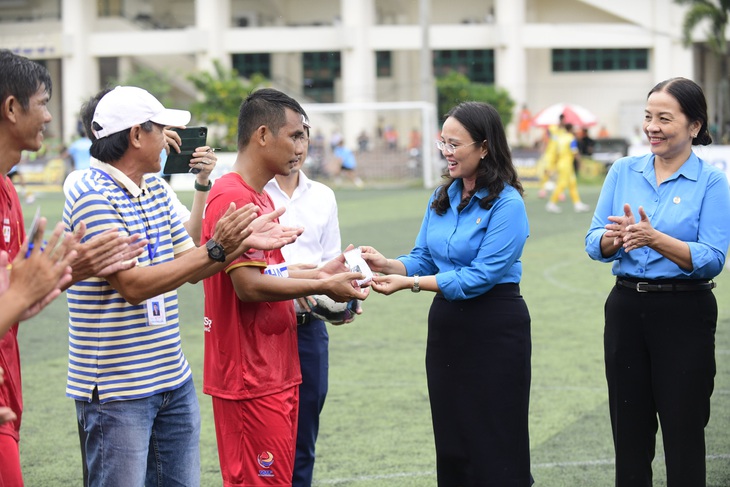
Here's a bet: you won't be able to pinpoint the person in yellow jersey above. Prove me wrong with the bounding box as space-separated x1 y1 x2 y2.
536 125 558 198
545 123 590 213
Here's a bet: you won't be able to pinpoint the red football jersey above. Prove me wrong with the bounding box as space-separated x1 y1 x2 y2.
0 177 26 441
201 172 300 400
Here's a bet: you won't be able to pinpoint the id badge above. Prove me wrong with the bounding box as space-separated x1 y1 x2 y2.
263 263 289 278
146 295 167 326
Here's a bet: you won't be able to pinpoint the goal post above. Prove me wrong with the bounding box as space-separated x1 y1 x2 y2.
300 101 441 188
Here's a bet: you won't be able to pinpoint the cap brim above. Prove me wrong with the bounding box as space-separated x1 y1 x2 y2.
150 108 191 128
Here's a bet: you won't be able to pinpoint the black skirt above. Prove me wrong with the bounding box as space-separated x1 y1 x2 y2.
426 283 532 487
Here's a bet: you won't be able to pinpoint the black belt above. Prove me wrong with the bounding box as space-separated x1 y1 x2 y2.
296 313 311 325
616 278 715 293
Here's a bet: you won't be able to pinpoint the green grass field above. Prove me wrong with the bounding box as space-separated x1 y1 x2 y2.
14 183 730 486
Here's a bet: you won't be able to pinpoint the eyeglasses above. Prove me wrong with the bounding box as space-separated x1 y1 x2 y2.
435 140 479 155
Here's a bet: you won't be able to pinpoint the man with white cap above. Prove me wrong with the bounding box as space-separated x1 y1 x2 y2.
63 86 303 486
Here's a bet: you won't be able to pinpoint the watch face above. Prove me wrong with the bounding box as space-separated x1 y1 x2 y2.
207 240 225 262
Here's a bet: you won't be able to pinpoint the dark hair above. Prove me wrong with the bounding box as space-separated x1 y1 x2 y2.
83 88 155 163
432 102 524 215
648 77 712 146
80 88 112 141
0 49 52 120
237 88 307 150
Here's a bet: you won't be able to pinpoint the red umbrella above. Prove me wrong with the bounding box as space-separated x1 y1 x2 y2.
532 103 598 127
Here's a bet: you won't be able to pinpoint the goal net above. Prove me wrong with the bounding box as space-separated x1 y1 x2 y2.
300 101 441 188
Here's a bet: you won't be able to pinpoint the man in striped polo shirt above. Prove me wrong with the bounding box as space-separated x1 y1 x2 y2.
64 86 302 487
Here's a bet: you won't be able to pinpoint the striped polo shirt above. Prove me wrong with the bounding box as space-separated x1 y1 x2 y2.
63 161 195 403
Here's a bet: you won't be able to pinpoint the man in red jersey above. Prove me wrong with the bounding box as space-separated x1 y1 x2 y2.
201 88 369 487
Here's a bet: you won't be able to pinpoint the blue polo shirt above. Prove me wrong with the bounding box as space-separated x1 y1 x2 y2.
585 152 730 280
398 179 529 301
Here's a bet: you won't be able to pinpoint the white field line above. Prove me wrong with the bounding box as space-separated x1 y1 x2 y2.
542 260 607 297
313 455 730 485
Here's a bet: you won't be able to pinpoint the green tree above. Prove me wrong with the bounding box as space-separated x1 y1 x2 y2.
435 72 515 129
187 61 269 150
675 0 730 140
110 67 175 108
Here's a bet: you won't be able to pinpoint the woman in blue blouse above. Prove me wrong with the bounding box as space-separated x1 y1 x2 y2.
361 101 532 486
585 78 730 486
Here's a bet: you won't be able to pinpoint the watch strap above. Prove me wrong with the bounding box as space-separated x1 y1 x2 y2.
411 274 421 293
194 180 212 192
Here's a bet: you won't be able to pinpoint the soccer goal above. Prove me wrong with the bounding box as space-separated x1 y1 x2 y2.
300 101 442 188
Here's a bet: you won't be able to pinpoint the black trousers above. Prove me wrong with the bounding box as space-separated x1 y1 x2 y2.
604 284 717 487
426 284 532 487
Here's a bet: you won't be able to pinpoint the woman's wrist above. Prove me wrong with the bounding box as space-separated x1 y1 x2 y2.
194 179 211 192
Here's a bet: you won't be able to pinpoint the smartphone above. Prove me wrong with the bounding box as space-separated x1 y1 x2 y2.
162 126 208 174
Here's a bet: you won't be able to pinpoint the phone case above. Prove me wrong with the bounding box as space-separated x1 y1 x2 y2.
162 126 208 174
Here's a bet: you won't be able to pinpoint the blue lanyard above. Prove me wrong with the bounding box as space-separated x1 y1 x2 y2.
92 169 159 261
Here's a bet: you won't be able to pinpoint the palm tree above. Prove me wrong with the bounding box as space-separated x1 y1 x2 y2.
675 0 730 141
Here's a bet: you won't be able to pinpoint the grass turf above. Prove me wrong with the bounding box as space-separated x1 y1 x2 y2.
14 183 730 486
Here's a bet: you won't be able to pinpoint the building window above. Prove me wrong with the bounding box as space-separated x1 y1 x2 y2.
232 53 271 79
302 51 341 103
552 49 649 72
376 51 392 78
433 50 494 84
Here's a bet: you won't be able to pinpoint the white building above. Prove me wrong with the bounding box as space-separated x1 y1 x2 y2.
0 0 717 148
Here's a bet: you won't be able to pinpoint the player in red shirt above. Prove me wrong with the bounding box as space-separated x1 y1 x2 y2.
201 88 369 487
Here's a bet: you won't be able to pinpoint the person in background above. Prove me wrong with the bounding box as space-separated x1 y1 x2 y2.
65 124 92 171
518 103 532 147
333 139 364 188
200 88 368 487
0 49 145 487
65 85 301 487
585 77 730 486
577 127 595 159
357 130 369 152
265 116 359 486
361 101 534 486
545 123 590 213
384 124 398 150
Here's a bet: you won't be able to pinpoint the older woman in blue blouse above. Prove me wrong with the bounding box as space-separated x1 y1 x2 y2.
585 77 730 486
361 101 532 486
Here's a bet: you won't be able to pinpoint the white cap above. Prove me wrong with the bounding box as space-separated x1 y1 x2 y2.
92 86 191 139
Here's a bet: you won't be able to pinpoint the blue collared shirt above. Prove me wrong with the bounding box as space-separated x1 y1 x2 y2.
397 179 529 301
585 152 730 280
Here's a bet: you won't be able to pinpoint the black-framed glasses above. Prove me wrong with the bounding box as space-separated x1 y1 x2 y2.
435 140 479 155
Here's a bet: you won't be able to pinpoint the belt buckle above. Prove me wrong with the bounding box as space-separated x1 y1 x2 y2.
635 281 649 293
